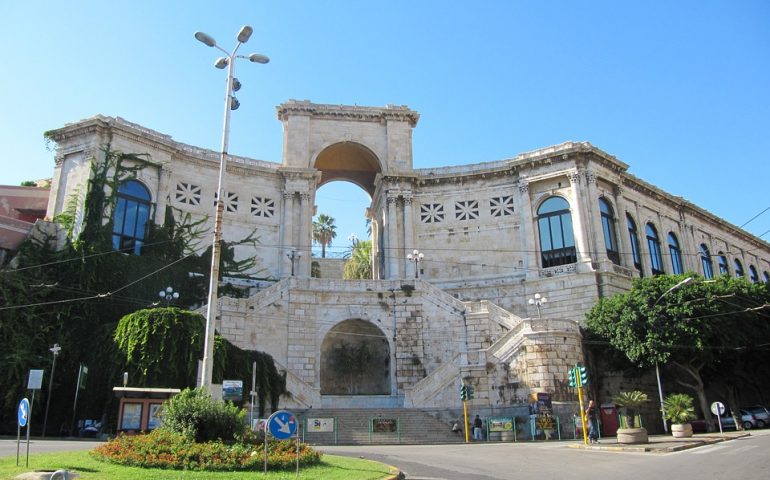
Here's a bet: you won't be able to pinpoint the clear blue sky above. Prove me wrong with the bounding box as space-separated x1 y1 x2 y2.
3 1 769 256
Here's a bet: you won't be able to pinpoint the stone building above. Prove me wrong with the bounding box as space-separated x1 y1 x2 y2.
43 101 770 411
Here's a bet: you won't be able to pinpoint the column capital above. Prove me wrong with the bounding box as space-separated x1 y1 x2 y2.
517 181 529 194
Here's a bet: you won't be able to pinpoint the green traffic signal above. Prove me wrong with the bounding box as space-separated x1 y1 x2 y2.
568 368 576 387
578 365 588 386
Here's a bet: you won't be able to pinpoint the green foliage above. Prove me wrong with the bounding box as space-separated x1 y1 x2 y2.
160 388 244 443
115 308 204 388
91 428 322 471
613 390 649 408
20 180 37 187
0 144 275 434
613 390 648 428
661 393 697 424
343 239 372 279
312 213 337 258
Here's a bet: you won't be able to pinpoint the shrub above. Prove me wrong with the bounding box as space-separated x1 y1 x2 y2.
91 429 322 471
161 387 244 442
661 393 697 424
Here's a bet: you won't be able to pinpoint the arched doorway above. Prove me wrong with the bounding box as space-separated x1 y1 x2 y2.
320 319 390 395
313 142 381 277
314 142 381 196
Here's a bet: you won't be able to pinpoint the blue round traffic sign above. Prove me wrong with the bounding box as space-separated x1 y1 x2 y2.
18 398 30 427
267 410 297 440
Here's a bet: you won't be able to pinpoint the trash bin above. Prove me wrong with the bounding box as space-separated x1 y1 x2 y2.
600 403 619 436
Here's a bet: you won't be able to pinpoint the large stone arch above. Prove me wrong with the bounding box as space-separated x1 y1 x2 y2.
313 141 381 197
320 319 391 395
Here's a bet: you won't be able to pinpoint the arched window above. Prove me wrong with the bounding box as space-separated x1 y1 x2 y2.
112 180 151 255
749 265 759 283
537 196 577 268
717 253 729 276
646 223 664 275
627 215 643 276
700 244 714 280
668 233 683 275
599 198 619 264
734 259 744 278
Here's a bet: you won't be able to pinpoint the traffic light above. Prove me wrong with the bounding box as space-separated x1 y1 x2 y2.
467 385 474 400
577 365 588 386
460 385 468 401
568 368 576 387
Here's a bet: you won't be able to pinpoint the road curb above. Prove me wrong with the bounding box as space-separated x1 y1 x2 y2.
567 432 751 453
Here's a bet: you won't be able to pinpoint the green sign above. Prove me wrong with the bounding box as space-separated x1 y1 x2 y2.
488 416 513 432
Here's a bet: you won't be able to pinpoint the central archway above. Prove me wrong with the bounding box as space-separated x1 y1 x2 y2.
320 319 390 395
314 142 381 196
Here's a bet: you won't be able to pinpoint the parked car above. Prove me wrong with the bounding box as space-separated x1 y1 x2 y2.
741 405 770 428
714 409 757 430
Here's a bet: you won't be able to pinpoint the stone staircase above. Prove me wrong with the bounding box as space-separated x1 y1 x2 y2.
293 408 467 445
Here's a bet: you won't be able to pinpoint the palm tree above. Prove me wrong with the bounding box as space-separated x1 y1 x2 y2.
312 213 337 258
343 240 372 279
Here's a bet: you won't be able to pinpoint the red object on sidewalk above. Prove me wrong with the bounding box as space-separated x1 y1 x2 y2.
600 404 619 436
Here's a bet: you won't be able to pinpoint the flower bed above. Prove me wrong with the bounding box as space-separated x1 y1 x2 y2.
91 429 321 471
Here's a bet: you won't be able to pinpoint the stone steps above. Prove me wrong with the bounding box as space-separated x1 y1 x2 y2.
292 408 467 445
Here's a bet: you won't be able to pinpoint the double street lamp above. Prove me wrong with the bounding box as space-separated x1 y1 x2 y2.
528 293 547 318
407 249 424 279
195 26 269 391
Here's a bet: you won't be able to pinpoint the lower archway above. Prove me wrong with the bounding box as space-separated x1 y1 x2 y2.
320 319 390 395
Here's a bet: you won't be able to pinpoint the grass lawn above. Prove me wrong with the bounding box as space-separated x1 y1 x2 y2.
0 450 394 480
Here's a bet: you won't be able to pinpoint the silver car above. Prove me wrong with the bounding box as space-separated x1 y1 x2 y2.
715 410 757 430
742 405 770 428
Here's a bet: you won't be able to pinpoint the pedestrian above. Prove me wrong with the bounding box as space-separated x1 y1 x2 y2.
585 399 599 444
452 419 462 436
473 415 483 440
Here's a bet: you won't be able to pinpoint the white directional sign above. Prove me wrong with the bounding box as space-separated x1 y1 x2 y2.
267 410 297 440
710 401 726 416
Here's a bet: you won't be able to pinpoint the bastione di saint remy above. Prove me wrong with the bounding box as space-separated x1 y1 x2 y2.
43 100 770 411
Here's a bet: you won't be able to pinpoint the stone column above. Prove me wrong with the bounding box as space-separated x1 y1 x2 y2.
387 195 400 279
402 194 415 278
567 171 592 271
584 170 607 266
613 185 633 270
282 192 295 277
298 193 311 276
517 180 538 278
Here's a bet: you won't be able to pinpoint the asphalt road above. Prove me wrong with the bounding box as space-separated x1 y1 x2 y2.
3 431 769 479
0 438 102 459
320 429 770 480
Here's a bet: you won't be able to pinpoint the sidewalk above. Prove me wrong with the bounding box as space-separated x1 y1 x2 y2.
568 431 750 453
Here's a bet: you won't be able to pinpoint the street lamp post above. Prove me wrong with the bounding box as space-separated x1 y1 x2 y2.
287 249 302 276
528 293 547 318
406 249 424 279
42 343 61 437
158 286 180 306
195 26 269 391
652 276 693 433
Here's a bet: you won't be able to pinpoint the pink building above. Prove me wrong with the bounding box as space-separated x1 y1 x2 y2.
0 184 50 264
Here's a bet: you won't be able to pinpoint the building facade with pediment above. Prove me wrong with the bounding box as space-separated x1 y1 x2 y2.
44 100 770 410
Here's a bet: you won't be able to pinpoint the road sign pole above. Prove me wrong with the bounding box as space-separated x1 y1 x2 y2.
575 370 588 445
25 391 35 467
463 399 469 443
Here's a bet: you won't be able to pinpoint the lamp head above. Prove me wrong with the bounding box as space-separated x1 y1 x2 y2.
237 25 253 43
230 96 240 110
194 31 216 47
248 53 270 64
214 57 229 69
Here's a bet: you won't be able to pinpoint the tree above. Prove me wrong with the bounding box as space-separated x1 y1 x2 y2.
312 214 337 258
343 239 372 280
585 274 770 432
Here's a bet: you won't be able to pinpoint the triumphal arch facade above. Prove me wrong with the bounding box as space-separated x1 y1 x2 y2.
44 101 770 410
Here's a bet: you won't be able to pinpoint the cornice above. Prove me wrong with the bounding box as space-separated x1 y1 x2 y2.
276 100 420 127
